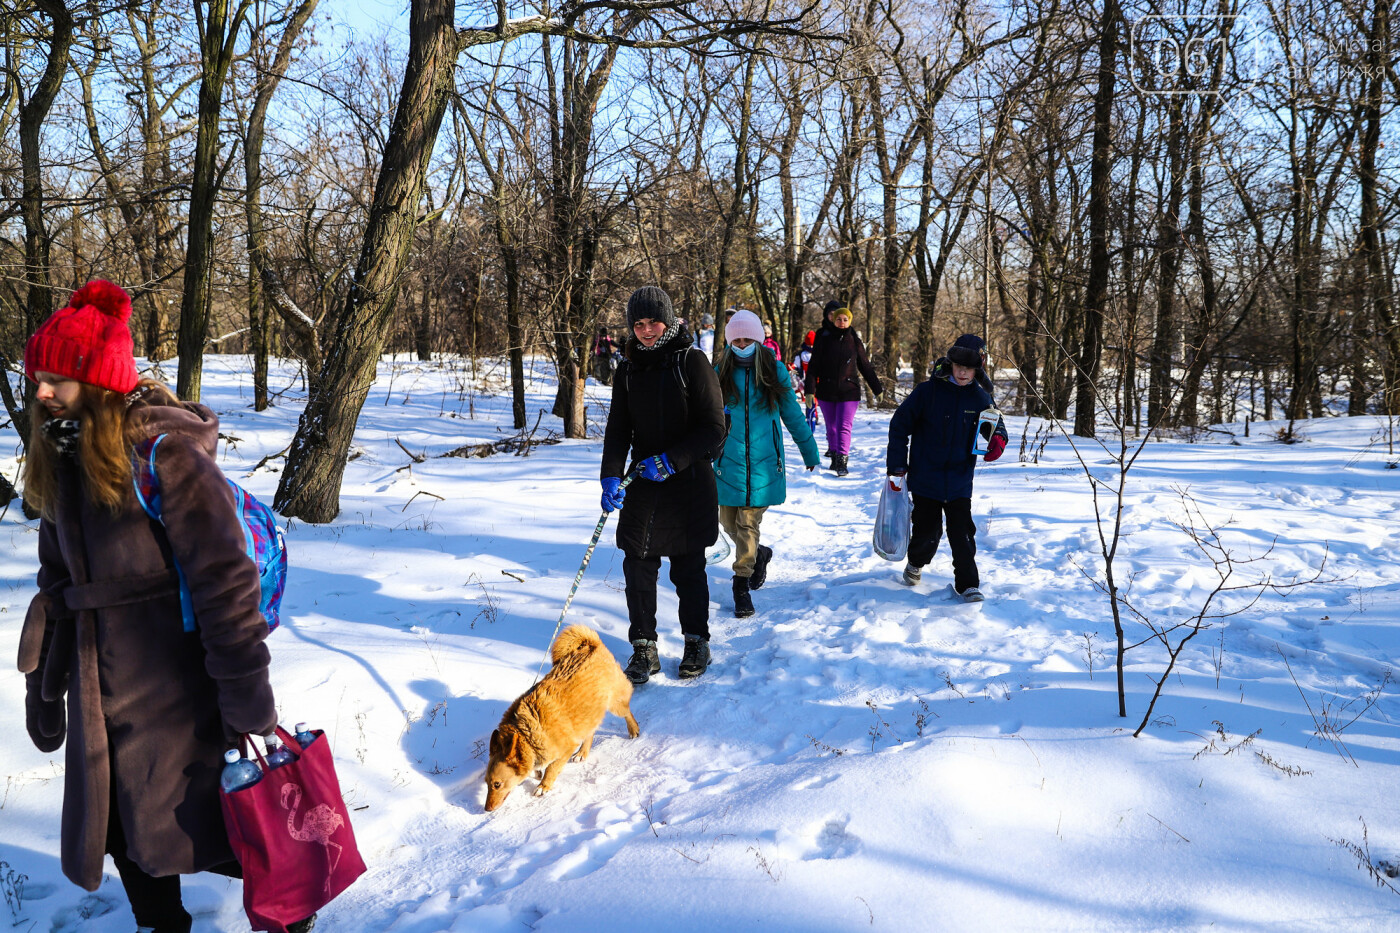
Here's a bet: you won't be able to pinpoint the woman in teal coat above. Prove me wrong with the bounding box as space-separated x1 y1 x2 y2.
714 310 821 617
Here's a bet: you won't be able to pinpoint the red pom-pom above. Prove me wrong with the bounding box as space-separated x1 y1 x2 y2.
68 280 132 323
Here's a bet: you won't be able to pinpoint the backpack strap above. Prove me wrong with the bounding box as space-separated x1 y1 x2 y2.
130 434 196 632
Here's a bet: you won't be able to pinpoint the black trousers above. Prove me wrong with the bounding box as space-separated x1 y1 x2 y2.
623 550 710 643
107 789 240 933
907 495 979 592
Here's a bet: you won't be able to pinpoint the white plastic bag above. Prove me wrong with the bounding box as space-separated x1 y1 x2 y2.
872 475 912 561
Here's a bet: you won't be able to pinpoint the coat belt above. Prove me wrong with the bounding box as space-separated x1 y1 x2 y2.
62 569 180 612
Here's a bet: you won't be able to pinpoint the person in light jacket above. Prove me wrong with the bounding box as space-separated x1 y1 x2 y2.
17 281 314 933
713 311 821 617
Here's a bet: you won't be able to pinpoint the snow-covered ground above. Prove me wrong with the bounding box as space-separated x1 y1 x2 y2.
2 355 1399 932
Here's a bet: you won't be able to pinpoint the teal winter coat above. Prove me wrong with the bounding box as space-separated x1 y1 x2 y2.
714 360 821 508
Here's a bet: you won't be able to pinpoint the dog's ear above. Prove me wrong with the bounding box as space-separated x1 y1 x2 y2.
489 728 505 758
502 728 530 770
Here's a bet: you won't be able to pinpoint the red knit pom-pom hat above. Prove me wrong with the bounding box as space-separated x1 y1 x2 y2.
25 280 139 394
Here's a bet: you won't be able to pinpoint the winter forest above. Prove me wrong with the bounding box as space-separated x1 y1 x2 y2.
3 0 1400 931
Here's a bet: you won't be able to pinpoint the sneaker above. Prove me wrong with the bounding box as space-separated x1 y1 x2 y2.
749 545 773 590
678 636 711 678
902 563 922 586
732 575 755 618
624 640 661 684
957 586 984 603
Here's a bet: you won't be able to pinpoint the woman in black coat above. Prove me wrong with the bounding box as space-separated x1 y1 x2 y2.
600 286 726 683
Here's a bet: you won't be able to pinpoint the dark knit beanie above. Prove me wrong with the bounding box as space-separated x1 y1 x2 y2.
823 299 844 317
626 286 675 328
947 333 986 369
25 280 139 393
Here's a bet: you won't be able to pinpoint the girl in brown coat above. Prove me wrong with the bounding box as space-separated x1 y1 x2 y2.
16 282 308 933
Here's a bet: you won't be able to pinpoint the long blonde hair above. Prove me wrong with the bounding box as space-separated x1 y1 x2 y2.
23 379 180 519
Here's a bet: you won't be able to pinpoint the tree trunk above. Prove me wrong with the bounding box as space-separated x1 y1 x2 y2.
178 0 251 401
1074 0 1117 438
244 0 320 411
1148 98 1186 431
274 0 462 522
18 0 75 439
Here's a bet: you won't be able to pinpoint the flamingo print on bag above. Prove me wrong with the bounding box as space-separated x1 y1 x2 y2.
281 782 345 888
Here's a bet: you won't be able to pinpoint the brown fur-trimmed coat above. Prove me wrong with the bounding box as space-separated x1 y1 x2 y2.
17 397 276 891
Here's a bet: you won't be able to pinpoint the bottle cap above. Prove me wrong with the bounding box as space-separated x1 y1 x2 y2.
224 749 241 764
295 722 308 733
266 734 280 749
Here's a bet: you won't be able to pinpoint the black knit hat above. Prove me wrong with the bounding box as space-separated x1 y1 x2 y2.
627 286 675 327
947 333 986 368
823 299 845 317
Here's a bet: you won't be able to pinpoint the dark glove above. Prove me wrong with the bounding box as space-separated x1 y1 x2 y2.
984 435 1007 462
25 674 65 753
637 454 675 483
601 476 627 513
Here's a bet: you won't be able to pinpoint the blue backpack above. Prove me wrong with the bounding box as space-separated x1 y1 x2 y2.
131 435 288 633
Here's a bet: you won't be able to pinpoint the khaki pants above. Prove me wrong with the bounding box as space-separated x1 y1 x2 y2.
719 505 768 578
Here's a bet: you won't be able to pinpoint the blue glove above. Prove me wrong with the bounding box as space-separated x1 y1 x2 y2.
601 477 626 513
637 454 675 483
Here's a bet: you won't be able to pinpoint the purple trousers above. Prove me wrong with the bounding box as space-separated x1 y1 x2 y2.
817 399 860 456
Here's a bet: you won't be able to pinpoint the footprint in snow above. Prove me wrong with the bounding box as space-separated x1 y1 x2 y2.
809 815 862 860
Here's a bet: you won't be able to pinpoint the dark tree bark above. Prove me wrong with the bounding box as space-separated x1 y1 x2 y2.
14 0 74 442
177 0 252 402
244 0 320 411
1358 0 1398 414
274 0 463 521
1148 97 1185 431
1073 0 1117 438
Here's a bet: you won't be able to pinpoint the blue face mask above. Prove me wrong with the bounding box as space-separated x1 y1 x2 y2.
731 342 757 359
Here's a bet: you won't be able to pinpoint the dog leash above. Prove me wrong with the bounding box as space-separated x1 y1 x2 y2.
534 470 638 683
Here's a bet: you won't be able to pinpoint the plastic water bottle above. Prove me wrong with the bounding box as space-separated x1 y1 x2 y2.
220 749 262 793
293 722 317 749
264 734 297 770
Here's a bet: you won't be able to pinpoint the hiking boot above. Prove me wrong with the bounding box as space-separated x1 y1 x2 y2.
749 545 773 590
833 454 849 476
287 916 318 933
678 635 711 678
624 639 661 684
957 586 985 603
732 575 755 618
902 563 922 586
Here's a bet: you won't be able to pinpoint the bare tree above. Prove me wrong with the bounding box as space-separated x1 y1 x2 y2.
177 0 252 401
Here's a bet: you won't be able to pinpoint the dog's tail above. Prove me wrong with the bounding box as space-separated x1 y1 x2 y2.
551 624 602 664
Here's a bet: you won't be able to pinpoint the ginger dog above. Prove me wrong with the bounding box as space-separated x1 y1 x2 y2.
484 625 640 811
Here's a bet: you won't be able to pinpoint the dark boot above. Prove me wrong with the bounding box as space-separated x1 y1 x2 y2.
287 916 318 933
833 454 849 476
749 545 773 590
624 639 661 684
732 575 754 618
678 635 711 678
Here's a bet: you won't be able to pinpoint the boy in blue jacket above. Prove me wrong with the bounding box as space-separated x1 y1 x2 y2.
886 334 1008 601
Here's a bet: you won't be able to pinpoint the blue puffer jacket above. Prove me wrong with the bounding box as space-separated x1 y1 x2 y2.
714 360 821 508
886 373 1007 501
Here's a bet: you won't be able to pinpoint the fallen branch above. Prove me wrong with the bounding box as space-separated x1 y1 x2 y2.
247 442 293 475
401 490 444 512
